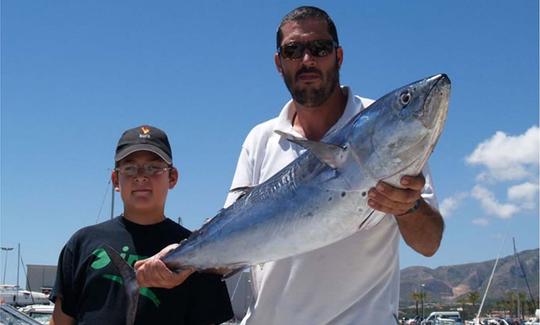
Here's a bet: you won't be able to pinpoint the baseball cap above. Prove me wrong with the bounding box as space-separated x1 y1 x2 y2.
115 125 172 164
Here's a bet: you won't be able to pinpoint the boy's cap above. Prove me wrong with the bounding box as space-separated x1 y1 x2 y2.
115 125 172 164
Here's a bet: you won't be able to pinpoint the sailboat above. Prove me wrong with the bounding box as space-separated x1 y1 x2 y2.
0 284 50 306
1 244 51 307
472 237 538 324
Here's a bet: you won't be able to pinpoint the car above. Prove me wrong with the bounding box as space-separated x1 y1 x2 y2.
405 316 424 324
19 304 53 324
484 319 509 325
422 311 463 325
0 303 42 324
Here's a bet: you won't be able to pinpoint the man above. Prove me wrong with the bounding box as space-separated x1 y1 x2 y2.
225 6 443 324
50 125 233 325
137 6 444 324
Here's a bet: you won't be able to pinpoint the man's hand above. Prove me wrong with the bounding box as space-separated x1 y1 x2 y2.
134 244 195 289
367 173 444 257
367 174 425 216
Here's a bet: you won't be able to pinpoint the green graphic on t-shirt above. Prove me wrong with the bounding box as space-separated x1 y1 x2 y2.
92 247 145 269
102 274 160 307
91 249 110 269
92 247 161 307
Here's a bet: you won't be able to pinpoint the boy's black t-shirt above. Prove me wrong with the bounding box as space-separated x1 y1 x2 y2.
51 216 233 325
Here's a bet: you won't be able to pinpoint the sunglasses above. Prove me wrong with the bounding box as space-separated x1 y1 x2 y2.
115 163 171 177
278 39 338 60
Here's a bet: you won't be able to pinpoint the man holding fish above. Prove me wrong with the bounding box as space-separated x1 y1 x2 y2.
137 6 445 324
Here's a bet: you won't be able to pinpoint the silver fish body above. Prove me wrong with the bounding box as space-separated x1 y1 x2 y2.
163 74 451 270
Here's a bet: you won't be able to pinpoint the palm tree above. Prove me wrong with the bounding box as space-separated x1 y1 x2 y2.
517 291 527 319
456 296 469 319
504 291 517 318
411 291 421 316
467 291 481 309
419 290 428 318
411 291 428 317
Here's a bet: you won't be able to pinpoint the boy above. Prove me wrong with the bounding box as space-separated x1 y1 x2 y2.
50 125 233 325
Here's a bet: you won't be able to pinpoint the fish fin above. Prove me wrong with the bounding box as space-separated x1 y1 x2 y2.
221 266 250 280
357 209 386 231
229 186 254 200
275 130 347 168
358 209 375 230
102 245 139 325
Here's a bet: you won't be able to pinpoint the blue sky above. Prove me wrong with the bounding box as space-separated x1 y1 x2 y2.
1 1 538 286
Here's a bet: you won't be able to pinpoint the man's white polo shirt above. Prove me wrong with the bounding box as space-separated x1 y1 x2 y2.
225 87 438 325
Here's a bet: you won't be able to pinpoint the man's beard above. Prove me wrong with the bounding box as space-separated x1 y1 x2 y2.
283 62 340 108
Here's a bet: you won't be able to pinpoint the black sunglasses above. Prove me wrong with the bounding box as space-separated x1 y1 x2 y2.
278 39 338 60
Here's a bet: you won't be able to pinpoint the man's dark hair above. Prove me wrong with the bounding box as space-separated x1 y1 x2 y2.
276 6 339 49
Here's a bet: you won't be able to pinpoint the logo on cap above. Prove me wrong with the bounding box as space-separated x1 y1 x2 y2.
140 126 151 139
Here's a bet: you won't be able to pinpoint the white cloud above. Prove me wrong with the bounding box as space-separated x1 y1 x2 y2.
471 185 520 219
472 218 489 226
466 126 539 182
439 192 468 217
460 127 539 221
507 182 539 201
508 182 539 210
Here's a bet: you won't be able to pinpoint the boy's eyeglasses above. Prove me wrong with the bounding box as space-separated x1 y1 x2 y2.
115 163 171 177
278 39 338 60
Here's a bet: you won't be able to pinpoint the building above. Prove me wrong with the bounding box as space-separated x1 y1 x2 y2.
26 265 56 294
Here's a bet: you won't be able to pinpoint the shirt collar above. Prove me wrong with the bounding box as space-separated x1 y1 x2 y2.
273 86 358 140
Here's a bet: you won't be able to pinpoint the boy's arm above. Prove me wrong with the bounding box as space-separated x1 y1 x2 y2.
135 245 234 289
50 298 76 325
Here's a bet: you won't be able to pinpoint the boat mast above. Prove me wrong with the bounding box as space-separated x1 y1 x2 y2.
475 236 507 322
513 237 537 312
16 243 20 300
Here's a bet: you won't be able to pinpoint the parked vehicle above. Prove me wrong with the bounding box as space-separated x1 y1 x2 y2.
405 316 424 324
19 304 54 324
0 285 50 307
422 311 463 325
483 319 509 325
0 303 42 324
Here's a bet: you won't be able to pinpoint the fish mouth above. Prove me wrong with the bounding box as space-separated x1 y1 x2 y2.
421 74 450 130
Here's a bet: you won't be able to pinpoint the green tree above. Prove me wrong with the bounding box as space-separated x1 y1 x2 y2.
516 291 527 318
456 296 469 319
504 291 517 318
418 291 428 318
467 291 481 309
411 291 421 316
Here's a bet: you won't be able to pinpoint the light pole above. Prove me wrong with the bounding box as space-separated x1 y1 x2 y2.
1 247 14 284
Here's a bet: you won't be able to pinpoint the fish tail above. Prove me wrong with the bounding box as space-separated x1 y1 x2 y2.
102 244 139 325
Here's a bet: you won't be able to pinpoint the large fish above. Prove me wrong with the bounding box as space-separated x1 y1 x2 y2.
106 73 450 325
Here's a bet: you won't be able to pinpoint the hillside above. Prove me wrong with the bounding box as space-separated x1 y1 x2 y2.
400 248 539 304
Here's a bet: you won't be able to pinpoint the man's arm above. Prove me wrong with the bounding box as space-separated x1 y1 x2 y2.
50 298 76 325
367 174 444 257
394 197 444 257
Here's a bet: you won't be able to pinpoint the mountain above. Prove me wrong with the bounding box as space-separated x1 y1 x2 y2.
400 248 539 304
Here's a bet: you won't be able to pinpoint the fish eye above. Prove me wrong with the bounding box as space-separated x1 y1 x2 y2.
399 91 412 106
